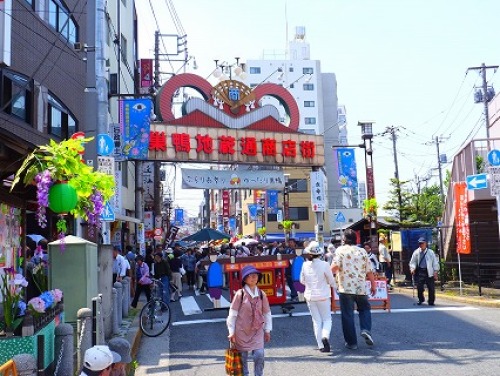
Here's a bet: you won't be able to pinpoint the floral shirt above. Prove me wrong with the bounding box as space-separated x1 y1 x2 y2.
332 244 372 295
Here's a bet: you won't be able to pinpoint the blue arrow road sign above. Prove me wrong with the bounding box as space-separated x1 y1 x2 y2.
100 201 115 222
97 134 114 156
488 149 500 166
466 173 488 190
336 212 346 223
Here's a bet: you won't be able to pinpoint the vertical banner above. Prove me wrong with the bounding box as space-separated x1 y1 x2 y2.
266 190 279 214
174 208 184 226
222 190 230 218
140 59 153 88
229 217 237 234
119 99 152 159
144 211 154 231
109 123 124 161
336 148 359 207
248 204 258 221
310 170 326 212
455 182 471 254
166 226 179 246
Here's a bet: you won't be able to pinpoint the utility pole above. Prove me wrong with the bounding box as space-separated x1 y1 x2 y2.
430 135 448 202
382 126 403 220
467 63 499 140
153 32 162 244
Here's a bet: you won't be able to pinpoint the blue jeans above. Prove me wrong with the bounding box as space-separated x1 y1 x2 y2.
338 293 372 346
160 276 170 304
241 348 264 376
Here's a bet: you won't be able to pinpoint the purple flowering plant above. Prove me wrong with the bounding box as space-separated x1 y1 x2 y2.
1 268 28 332
10 138 115 241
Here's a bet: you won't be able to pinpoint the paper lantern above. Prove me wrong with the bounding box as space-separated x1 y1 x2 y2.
48 182 78 213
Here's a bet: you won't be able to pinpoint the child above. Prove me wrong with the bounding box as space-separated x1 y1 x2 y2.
226 265 272 376
108 337 132 376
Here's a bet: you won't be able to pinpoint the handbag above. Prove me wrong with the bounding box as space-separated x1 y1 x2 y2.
225 342 243 376
179 266 186 276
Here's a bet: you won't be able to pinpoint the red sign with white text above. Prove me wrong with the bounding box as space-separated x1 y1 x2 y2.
455 182 471 254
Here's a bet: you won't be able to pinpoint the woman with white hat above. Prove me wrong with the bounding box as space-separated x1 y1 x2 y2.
300 241 337 353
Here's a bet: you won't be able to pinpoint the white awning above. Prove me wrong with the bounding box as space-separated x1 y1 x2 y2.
115 214 141 224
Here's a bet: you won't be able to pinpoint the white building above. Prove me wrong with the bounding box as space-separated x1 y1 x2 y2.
246 26 362 232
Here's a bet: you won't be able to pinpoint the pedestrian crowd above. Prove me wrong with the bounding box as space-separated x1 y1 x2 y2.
108 230 439 376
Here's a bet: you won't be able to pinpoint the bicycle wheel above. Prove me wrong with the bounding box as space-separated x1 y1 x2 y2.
139 299 171 337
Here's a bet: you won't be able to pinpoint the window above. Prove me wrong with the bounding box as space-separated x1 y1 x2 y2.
289 207 309 221
267 213 277 222
303 83 314 91
121 161 128 187
2 71 32 124
287 179 308 192
304 101 315 107
305 117 316 124
48 0 79 44
249 67 261 74
120 34 127 64
289 83 295 89
48 93 77 139
289 67 294 72
303 67 314 74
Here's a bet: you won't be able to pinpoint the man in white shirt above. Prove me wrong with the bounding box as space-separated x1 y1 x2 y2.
378 234 392 288
112 247 127 284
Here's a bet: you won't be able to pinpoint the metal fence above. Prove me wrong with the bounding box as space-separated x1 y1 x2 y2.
392 259 500 297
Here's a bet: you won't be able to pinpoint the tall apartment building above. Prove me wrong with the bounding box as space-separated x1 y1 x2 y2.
242 27 361 238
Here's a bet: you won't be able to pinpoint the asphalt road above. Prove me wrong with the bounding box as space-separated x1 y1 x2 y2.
135 291 500 376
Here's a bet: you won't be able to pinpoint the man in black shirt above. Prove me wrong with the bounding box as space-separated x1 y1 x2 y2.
153 252 172 304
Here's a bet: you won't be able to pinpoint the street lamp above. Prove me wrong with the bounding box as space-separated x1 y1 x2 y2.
359 121 375 199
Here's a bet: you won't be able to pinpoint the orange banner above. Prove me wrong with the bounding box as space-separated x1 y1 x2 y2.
455 182 471 254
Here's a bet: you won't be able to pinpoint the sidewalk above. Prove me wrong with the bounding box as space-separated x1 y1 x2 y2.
394 285 500 308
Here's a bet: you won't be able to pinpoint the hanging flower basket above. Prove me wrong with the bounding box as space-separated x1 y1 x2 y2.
48 182 78 214
10 137 115 243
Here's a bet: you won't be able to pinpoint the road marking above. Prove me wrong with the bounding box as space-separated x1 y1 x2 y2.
172 305 479 326
207 294 231 308
179 296 202 315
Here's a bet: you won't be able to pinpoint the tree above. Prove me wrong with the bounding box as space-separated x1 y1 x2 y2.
382 178 413 221
383 178 444 226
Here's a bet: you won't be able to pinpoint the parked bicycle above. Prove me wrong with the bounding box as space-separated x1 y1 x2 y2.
139 278 171 337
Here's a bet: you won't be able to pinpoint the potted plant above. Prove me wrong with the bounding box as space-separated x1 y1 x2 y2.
363 198 378 222
280 220 294 241
1 269 28 336
10 137 115 240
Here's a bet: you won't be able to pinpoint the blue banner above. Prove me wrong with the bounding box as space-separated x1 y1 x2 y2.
248 204 258 221
229 217 236 234
266 190 279 214
174 208 184 226
336 148 359 206
120 99 152 159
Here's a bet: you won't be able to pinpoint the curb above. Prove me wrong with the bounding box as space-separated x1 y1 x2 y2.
394 287 500 308
125 304 143 374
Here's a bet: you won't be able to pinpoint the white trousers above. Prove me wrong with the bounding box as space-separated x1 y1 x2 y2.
306 299 332 348
171 272 183 294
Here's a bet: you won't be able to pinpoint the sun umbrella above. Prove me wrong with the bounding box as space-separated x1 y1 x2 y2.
27 234 46 244
181 228 230 242
233 238 259 247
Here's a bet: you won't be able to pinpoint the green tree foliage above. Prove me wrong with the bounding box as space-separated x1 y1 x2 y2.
383 178 443 226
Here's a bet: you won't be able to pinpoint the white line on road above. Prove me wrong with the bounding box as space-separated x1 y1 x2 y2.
172 305 479 326
179 296 202 315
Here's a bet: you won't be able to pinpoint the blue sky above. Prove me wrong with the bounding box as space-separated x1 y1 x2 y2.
137 0 500 216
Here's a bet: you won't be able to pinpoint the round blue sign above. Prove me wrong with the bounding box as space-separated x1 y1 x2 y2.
97 134 114 156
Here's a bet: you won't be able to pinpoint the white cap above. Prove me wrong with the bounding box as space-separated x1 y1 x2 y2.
84 345 121 371
303 241 323 255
